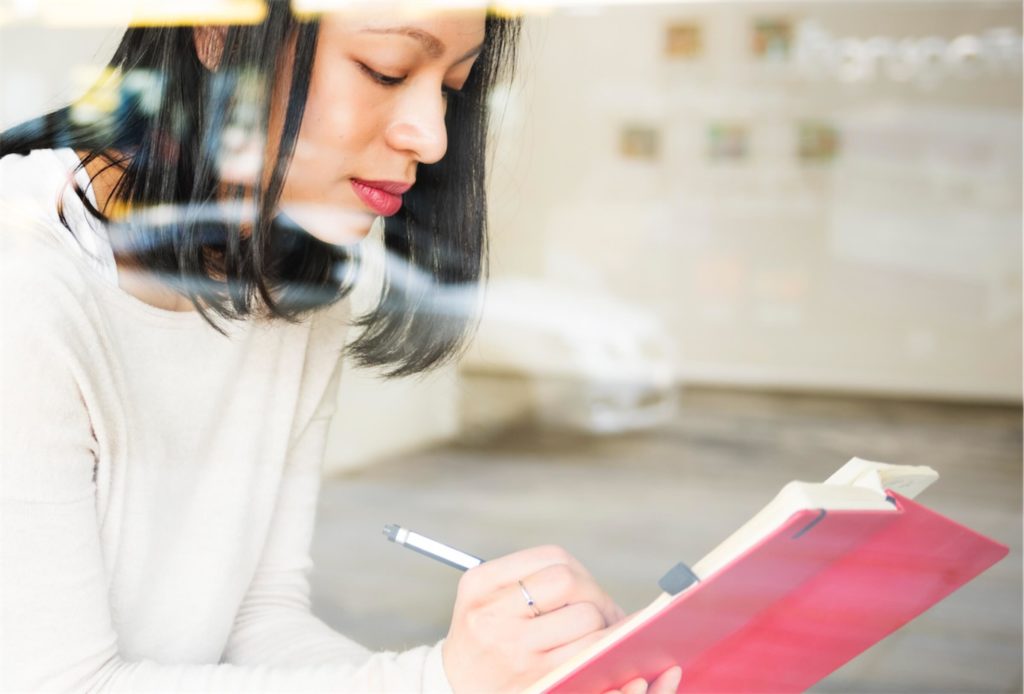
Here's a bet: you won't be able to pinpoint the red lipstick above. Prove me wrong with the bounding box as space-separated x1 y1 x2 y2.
351 179 412 217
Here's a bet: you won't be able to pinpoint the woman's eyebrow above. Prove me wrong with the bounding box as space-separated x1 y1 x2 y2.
360 26 483 63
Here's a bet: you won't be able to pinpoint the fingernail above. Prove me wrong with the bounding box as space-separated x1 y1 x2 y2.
666 667 683 691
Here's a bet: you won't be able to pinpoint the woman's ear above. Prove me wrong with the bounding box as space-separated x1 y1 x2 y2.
193 26 228 71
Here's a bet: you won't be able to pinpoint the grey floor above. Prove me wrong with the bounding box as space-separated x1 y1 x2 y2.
309 386 1023 693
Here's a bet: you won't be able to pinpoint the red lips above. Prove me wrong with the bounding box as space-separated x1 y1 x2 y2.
351 178 413 216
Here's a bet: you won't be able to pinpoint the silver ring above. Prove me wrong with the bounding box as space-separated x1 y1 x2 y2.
518 579 542 617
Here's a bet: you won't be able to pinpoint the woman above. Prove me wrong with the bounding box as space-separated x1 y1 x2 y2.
0 4 681 692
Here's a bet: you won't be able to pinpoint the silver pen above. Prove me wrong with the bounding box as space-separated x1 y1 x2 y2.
383 524 484 571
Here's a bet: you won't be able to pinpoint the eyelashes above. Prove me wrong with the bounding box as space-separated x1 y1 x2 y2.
358 62 404 87
356 61 463 99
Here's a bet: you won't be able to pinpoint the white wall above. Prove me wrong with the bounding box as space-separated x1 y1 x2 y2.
484 2 1022 402
323 363 460 473
0 23 122 128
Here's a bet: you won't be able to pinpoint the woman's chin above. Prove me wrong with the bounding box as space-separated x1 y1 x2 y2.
278 203 377 247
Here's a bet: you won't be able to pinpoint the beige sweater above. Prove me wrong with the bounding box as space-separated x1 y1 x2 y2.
0 149 451 693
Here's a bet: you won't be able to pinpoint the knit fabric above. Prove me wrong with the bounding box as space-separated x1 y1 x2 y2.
0 149 451 693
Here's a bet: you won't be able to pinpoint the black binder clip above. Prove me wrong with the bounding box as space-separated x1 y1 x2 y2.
658 562 700 595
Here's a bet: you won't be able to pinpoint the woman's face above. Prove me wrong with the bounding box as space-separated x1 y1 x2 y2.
272 11 486 245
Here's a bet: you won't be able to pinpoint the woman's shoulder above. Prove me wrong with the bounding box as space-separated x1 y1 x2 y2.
1 149 111 307
1 218 100 350
1 148 116 276
0 148 72 227
0 250 101 366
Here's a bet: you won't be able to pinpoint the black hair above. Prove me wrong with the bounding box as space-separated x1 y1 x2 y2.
0 3 520 377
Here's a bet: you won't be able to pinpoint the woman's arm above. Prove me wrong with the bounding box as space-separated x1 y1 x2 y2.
220 360 451 687
220 405 377 665
0 247 447 693
0 234 663 693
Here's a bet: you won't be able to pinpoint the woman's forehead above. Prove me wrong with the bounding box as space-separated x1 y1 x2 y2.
320 9 487 50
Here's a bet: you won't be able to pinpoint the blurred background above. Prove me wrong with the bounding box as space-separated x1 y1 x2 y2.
2 1 1021 691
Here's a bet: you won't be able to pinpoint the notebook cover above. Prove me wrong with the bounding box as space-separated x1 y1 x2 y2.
541 492 1008 694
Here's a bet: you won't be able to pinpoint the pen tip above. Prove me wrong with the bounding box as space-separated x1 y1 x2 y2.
382 524 399 541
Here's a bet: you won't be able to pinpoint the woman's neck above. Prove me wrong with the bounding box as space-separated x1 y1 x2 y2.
78 151 197 313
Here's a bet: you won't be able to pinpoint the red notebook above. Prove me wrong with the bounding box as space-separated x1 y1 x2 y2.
525 460 1009 694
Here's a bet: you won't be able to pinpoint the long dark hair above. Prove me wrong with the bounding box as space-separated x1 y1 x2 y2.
0 4 520 377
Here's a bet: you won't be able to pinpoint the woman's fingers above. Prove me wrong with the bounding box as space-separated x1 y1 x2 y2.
540 620 621 666
507 561 622 625
648 667 683 694
612 602 628 623
602 667 683 694
606 677 649 694
520 601 606 651
444 544 634 693
458 544 573 589
460 545 582 593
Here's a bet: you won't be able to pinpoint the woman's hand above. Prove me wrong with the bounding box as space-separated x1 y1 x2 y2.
441 544 629 694
605 667 683 694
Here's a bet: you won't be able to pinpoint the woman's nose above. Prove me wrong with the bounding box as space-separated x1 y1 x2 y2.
384 83 449 166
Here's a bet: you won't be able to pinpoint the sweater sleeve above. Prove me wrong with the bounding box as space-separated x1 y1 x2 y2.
221 355 453 692
0 238 452 693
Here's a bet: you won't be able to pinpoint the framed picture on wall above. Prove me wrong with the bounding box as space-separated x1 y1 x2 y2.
707 122 750 161
620 124 661 161
665 22 703 59
752 18 792 61
798 121 840 162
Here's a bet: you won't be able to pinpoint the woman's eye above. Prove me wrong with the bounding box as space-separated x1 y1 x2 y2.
357 62 405 87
